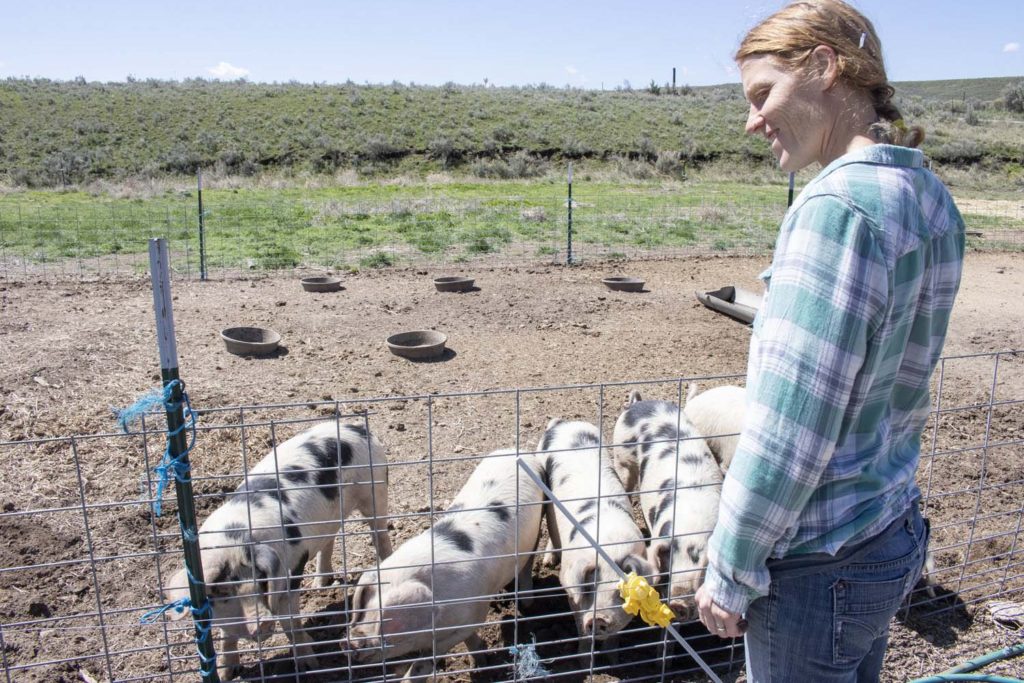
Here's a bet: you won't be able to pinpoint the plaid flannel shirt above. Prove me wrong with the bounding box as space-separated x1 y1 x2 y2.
704 145 966 614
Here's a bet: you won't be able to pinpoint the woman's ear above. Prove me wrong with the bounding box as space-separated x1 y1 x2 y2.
810 45 839 90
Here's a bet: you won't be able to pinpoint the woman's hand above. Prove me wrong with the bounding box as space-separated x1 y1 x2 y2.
695 584 748 639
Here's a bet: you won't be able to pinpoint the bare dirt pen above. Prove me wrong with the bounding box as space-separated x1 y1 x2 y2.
1 252 1023 682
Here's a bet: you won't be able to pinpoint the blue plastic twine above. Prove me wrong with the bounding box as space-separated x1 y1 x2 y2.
116 379 197 516
140 597 217 676
509 636 551 679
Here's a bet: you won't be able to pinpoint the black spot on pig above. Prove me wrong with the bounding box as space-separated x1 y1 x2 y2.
236 475 290 506
687 543 702 565
655 494 676 521
568 514 595 543
434 518 474 553
487 500 511 522
282 513 303 544
290 550 309 591
571 431 600 449
622 401 661 428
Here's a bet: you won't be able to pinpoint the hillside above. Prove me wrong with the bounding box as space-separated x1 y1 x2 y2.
1 76 1021 187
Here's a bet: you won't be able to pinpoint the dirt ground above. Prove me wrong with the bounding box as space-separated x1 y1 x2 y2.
1 252 1022 682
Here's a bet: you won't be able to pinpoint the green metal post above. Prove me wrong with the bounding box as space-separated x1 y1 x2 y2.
197 168 208 281
148 238 218 682
567 163 574 265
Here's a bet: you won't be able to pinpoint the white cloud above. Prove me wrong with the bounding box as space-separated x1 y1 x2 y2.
207 61 250 79
1004 42 1020 53
565 65 578 76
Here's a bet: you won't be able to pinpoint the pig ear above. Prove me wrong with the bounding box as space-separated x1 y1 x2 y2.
250 544 283 613
625 553 657 582
381 581 433 638
163 568 191 621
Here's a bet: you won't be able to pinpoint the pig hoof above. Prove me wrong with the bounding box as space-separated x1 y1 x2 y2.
316 575 333 588
217 663 240 681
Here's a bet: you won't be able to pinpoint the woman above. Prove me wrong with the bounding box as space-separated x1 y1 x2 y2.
694 1 965 681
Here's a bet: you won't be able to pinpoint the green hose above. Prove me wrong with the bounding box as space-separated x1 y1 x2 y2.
909 642 1024 683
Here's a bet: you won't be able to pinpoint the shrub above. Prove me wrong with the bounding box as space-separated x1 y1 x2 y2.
359 251 395 268
655 150 684 177
561 137 590 159
1002 80 1024 113
359 135 403 163
507 150 543 178
427 136 459 168
965 103 979 126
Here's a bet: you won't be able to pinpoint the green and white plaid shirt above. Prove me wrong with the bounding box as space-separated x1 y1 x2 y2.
704 145 966 614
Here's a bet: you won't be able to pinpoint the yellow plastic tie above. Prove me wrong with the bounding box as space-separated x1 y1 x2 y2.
618 571 674 628
892 118 908 133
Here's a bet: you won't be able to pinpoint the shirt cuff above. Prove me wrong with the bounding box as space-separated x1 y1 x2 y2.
702 561 760 615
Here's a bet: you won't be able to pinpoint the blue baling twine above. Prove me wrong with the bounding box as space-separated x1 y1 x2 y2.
509 636 551 679
116 379 197 516
141 597 217 676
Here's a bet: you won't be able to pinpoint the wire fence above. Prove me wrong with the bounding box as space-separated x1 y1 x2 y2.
2 181 1021 281
1 348 1022 682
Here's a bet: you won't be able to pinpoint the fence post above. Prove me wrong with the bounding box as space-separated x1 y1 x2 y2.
566 163 574 265
197 168 208 281
788 172 795 208
148 238 219 682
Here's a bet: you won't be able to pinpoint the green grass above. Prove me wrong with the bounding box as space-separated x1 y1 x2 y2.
0 178 792 269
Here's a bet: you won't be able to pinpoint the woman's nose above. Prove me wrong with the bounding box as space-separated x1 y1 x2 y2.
745 106 764 135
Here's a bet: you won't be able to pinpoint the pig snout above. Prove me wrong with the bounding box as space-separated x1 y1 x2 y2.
343 634 382 662
582 613 614 639
668 597 696 622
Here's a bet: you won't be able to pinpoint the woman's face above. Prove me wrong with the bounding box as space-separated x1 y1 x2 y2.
739 54 830 172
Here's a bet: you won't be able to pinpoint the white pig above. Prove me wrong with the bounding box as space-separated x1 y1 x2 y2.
164 421 392 680
538 418 655 652
612 391 721 620
344 449 544 681
683 384 746 473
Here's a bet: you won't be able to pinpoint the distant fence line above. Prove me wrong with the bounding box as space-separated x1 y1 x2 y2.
1 182 1021 280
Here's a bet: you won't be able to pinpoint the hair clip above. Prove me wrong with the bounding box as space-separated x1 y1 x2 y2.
859 32 867 49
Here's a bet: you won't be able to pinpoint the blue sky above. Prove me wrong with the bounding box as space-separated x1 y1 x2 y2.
2 1 1020 87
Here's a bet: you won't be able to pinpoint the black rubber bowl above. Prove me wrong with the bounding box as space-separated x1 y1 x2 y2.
386 330 448 359
220 327 282 355
300 276 342 293
433 276 475 293
602 276 645 292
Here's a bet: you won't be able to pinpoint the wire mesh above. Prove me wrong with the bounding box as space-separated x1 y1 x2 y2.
3 184 1021 281
0 352 1022 681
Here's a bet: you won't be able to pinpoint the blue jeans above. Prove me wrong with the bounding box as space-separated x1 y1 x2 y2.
744 503 929 683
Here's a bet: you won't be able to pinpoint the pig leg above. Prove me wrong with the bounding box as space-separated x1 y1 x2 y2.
315 536 335 587
278 589 318 671
397 629 479 683
358 483 394 561
542 503 562 567
516 554 536 606
218 632 241 680
464 631 488 668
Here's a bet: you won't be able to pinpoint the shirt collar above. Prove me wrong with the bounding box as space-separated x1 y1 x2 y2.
816 144 924 180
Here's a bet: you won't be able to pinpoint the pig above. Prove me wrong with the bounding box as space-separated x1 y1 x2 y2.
537 418 656 654
611 391 722 620
164 421 392 680
344 449 544 682
683 384 746 473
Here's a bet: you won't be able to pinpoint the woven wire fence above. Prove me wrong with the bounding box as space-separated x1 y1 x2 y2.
2 183 1021 281
1 350 1022 682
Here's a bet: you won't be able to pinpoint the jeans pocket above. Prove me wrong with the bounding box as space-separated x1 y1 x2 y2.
832 572 909 665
